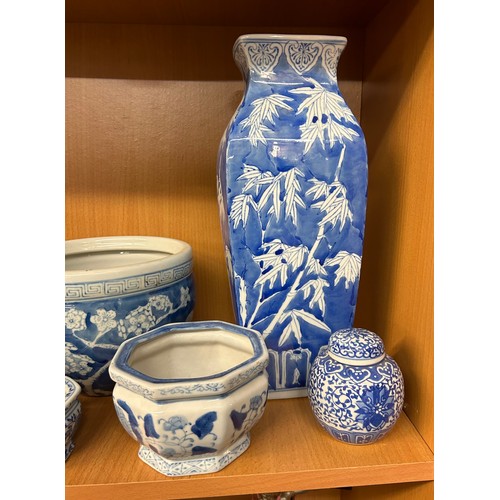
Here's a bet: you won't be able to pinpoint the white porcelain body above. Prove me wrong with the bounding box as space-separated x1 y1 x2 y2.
65 376 82 460
65 236 195 396
109 321 269 476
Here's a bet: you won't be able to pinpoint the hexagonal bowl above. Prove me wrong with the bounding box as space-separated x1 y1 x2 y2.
108 320 269 476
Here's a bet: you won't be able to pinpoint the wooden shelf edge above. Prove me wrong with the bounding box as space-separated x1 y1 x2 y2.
66 463 433 500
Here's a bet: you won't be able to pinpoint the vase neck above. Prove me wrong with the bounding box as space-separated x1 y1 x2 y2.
233 34 347 84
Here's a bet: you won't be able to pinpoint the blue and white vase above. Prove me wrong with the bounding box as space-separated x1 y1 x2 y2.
307 328 404 444
217 34 368 398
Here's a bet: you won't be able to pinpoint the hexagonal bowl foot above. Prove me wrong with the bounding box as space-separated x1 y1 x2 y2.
138 432 250 476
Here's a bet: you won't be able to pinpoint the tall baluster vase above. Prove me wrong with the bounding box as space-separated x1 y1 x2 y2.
217 34 368 398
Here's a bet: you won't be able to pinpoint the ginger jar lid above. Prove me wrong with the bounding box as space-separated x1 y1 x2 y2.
328 328 385 366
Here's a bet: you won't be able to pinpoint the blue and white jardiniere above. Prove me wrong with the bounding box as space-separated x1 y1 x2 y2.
307 328 404 444
108 320 269 476
65 376 82 460
217 34 368 398
65 236 195 396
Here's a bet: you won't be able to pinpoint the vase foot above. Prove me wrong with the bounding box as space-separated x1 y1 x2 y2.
138 433 251 476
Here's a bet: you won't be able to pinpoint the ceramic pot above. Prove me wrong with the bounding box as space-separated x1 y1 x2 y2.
65 376 82 460
217 34 368 399
65 236 195 396
108 320 269 476
307 328 404 444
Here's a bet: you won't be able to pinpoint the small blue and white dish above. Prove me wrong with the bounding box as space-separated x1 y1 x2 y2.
307 328 404 444
108 320 269 476
65 236 195 396
65 376 82 460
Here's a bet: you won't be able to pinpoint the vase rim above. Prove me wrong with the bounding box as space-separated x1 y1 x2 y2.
236 34 347 44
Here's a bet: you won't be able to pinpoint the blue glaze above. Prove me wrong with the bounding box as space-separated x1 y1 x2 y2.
328 328 385 363
217 35 368 396
230 409 248 431
191 411 217 439
65 275 195 395
191 446 218 456
117 398 144 443
144 413 160 438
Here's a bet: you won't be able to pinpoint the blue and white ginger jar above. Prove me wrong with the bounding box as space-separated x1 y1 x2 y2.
307 328 404 444
217 34 368 399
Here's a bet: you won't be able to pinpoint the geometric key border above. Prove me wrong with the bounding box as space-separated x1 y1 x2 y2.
65 261 192 300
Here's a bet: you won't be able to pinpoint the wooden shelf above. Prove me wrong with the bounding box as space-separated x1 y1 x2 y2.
65 395 433 500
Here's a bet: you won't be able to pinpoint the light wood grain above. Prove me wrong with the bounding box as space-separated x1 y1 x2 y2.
355 0 434 450
65 396 433 500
